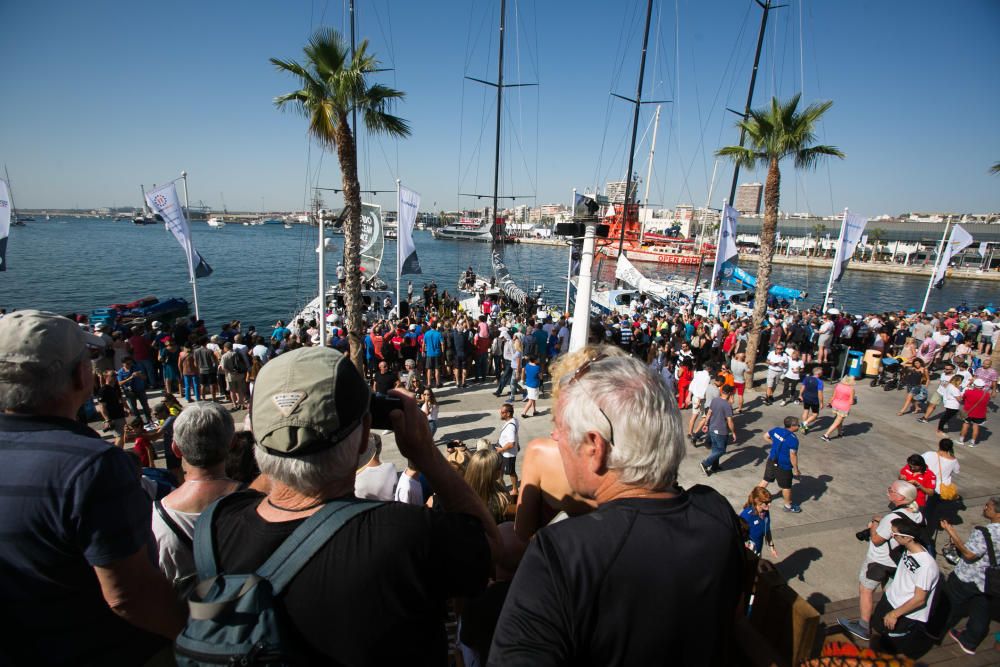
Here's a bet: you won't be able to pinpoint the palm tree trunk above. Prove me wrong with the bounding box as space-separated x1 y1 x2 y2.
334 115 366 372
743 157 780 384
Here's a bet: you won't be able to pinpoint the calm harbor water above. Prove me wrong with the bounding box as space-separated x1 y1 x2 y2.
2 217 996 328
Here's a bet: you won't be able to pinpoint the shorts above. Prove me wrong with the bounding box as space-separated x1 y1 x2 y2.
425 356 440 370
108 417 126 437
734 382 745 397
691 396 704 413
833 408 850 418
964 416 985 425
500 455 517 475
817 334 832 349
928 391 942 406
199 372 215 386
766 370 782 389
453 357 466 370
907 385 928 402
763 459 793 490
526 386 539 400
859 561 895 590
803 401 820 414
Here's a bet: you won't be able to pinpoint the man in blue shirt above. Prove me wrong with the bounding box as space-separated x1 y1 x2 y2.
758 416 802 513
271 319 290 344
799 366 824 434
423 321 444 388
116 356 152 424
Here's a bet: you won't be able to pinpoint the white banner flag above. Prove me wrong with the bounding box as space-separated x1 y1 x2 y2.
712 203 739 282
931 224 974 289
0 180 10 271
145 182 212 280
979 241 989 257
397 185 422 275
831 211 868 283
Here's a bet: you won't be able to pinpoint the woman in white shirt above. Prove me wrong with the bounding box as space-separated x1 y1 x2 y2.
934 375 964 437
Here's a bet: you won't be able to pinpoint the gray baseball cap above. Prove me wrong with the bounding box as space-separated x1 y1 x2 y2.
251 347 372 459
0 310 105 374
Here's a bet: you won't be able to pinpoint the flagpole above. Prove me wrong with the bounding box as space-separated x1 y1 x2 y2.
179 171 200 320
822 208 848 314
706 200 729 315
920 221 951 314
565 188 576 313
317 198 326 347
396 179 402 317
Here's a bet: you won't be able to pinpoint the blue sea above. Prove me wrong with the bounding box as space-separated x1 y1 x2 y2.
2 217 996 328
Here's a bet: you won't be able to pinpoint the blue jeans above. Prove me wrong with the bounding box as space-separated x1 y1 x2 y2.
702 432 729 470
497 361 512 393
136 359 156 389
183 375 201 402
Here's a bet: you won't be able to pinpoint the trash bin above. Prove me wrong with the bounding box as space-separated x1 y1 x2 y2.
846 350 864 378
863 349 883 377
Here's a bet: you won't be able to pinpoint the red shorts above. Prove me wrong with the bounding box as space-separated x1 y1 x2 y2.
734 382 745 396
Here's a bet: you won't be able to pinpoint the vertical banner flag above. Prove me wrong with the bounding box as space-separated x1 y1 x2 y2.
712 203 739 283
145 182 213 279
0 180 10 271
358 203 385 278
397 185 422 275
978 242 988 257
932 225 974 289
831 211 868 283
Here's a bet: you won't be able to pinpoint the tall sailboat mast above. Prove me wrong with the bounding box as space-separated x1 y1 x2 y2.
490 0 506 256
3 165 17 224
616 0 656 258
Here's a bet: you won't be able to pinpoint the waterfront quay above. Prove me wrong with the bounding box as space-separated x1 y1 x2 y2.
740 253 1000 282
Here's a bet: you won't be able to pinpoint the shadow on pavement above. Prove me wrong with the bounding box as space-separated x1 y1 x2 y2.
796 474 833 503
441 412 492 427
776 546 822 582
840 421 872 437
722 444 769 471
446 427 496 443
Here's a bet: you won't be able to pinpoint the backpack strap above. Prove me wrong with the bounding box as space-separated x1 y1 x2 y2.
257 499 383 595
976 526 998 567
155 499 194 551
192 493 232 581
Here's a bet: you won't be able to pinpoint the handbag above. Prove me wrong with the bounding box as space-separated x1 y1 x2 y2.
936 456 959 501
975 526 1000 597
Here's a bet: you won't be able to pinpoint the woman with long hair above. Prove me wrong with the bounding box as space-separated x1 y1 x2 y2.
898 358 930 416
420 388 439 438
934 375 965 436
739 487 776 557
464 449 511 524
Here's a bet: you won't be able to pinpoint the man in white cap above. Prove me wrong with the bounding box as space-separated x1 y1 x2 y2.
0 310 183 663
206 346 502 662
958 378 991 447
839 480 924 641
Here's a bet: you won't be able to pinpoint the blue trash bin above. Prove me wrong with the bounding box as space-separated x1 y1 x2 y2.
846 350 864 378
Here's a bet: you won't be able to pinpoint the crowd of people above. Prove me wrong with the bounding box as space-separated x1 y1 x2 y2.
0 295 997 664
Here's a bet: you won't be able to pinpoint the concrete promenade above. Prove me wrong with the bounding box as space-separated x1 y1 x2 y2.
370 368 999 612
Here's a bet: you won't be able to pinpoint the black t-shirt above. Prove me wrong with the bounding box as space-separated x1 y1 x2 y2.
489 485 746 666
212 492 490 665
372 370 397 395
97 385 126 419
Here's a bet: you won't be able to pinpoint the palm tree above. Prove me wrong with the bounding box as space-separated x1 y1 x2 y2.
716 94 843 375
991 161 1000 175
811 223 827 257
272 29 410 371
867 228 886 262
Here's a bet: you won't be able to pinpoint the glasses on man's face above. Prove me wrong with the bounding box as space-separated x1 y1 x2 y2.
559 352 615 448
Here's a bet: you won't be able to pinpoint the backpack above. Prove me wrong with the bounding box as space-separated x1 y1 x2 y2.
175 496 383 666
231 351 248 374
976 526 1000 597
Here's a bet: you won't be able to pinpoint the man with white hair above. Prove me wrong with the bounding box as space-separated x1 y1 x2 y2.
152 401 242 591
839 480 924 642
490 346 747 664
204 347 502 662
0 310 183 663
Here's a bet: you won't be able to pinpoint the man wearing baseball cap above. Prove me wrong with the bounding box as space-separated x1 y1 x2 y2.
958 377 991 448
0 310 184 663
206 346 502 662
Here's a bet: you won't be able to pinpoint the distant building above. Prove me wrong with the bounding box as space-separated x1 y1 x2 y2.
735 182 763 215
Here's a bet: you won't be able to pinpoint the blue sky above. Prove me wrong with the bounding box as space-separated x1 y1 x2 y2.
1 0 998 218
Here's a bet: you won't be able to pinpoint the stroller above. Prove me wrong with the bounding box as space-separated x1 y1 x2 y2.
870 356 902 390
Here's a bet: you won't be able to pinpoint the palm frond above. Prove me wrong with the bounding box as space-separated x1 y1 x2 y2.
991 161 1000 175
794 145 845 170
715 145 762 170
362 109 411 138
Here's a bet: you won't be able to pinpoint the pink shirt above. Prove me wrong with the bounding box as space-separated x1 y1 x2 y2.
830 382 854 412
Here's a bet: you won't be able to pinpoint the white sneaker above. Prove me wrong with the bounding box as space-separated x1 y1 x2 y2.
956 439 966 446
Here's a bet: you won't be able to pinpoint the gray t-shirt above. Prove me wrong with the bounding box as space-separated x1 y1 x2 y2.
730 359 748 383
707 397 734 434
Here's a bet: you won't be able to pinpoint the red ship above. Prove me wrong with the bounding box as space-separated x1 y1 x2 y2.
596 203 716 265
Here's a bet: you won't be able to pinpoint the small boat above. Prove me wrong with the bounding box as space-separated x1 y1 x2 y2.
283 223 293 229
207 217 226 228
